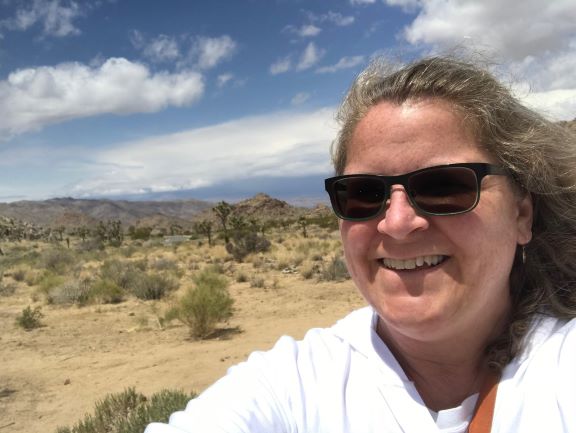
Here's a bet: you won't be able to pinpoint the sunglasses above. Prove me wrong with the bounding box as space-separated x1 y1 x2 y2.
325 163 507 221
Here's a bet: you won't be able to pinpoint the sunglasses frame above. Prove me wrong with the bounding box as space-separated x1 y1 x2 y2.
325 162 508 221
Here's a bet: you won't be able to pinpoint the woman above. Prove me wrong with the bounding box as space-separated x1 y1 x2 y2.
145 56 576 432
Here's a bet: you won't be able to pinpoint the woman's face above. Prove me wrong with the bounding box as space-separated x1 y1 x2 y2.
340 99 533 344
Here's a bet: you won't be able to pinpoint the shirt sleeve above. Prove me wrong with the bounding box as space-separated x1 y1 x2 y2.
143 334 314 433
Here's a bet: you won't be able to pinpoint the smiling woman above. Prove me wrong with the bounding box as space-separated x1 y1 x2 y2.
144 56 576 433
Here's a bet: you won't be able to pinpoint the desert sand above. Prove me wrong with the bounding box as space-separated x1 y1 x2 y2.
0 265 365 433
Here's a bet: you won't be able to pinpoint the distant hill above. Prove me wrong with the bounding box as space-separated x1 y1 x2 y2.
0 197 213 229
0 194 332 230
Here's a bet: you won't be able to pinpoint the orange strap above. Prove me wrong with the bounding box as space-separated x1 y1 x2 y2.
468 372 500 433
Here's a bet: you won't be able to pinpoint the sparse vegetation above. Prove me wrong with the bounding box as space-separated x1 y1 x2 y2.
16 305 44 330
0 193 364 433
55 387 196 433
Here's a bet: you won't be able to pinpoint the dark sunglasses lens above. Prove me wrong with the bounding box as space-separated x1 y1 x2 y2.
332 177 387 219
408 167 479 214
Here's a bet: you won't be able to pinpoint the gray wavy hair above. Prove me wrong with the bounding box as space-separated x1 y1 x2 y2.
332 56 576 370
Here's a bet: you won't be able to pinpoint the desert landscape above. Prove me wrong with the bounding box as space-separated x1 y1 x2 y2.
0 194 366 433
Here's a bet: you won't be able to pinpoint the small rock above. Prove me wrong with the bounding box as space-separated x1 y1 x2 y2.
64 379 71 385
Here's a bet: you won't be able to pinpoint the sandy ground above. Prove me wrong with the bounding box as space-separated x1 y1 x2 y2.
0 271 365 433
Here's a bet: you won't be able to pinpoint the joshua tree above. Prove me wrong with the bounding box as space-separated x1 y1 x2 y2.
194 220 214 247
230 214 247 234
213 201 233 243
298 216 308 238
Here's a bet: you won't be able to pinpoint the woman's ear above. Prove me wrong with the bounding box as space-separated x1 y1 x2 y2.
516 193 533 245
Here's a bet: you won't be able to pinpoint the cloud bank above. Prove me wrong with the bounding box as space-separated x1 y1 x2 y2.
68 108 337 197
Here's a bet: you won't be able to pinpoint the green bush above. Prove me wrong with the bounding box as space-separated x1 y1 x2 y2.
16 306 43 330
225 231 271 262
175 267 233 339
318 255 349 281
55 387 196 433
130 273 178 301
37 271 67 297
41 247 77 274
89 279 124 304
100 259 141 291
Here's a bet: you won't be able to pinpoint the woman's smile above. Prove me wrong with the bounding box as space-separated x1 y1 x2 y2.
378 254 448 271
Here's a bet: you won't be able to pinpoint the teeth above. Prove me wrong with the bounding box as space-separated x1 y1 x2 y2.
380 255 446 270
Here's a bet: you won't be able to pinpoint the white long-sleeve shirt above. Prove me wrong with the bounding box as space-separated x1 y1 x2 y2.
145 307 576 433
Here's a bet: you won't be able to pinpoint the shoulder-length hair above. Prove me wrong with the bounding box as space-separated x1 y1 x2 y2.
332 56 576 369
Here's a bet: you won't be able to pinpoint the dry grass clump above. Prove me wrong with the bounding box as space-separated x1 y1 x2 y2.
55 387 196 433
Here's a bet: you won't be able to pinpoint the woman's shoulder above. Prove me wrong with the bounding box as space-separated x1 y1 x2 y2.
507 315 576 372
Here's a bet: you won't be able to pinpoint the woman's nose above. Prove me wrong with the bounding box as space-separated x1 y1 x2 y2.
376 185 429 239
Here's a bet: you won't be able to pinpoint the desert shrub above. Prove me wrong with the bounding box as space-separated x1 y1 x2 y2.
225 231 271 262
0 249 40 269
55 387 195 433
119 245 138 258
174 267 233 339
48 279 91 305
16 305 43 330
37 271 67 296
150 257 179 272
294 239 333 258
0 281 16 296
100 259 142 291
76 238 105 252
300 262 319 280
89 279 124 304
41 247 77 274
249 276 266 288
150 257 183 278
132 259 148 271
130 273 178 301
11 267 28 282
318 256 349 282
191 265 226 288
235 272 248 283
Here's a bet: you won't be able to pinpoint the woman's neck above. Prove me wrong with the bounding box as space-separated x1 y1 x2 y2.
376 318 502 411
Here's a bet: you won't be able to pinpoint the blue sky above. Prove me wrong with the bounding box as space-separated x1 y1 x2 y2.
0 0 575 204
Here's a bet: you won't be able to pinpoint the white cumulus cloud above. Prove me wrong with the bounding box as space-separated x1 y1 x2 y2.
0 58 204 138
384 0 576 120
395 0 576 60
